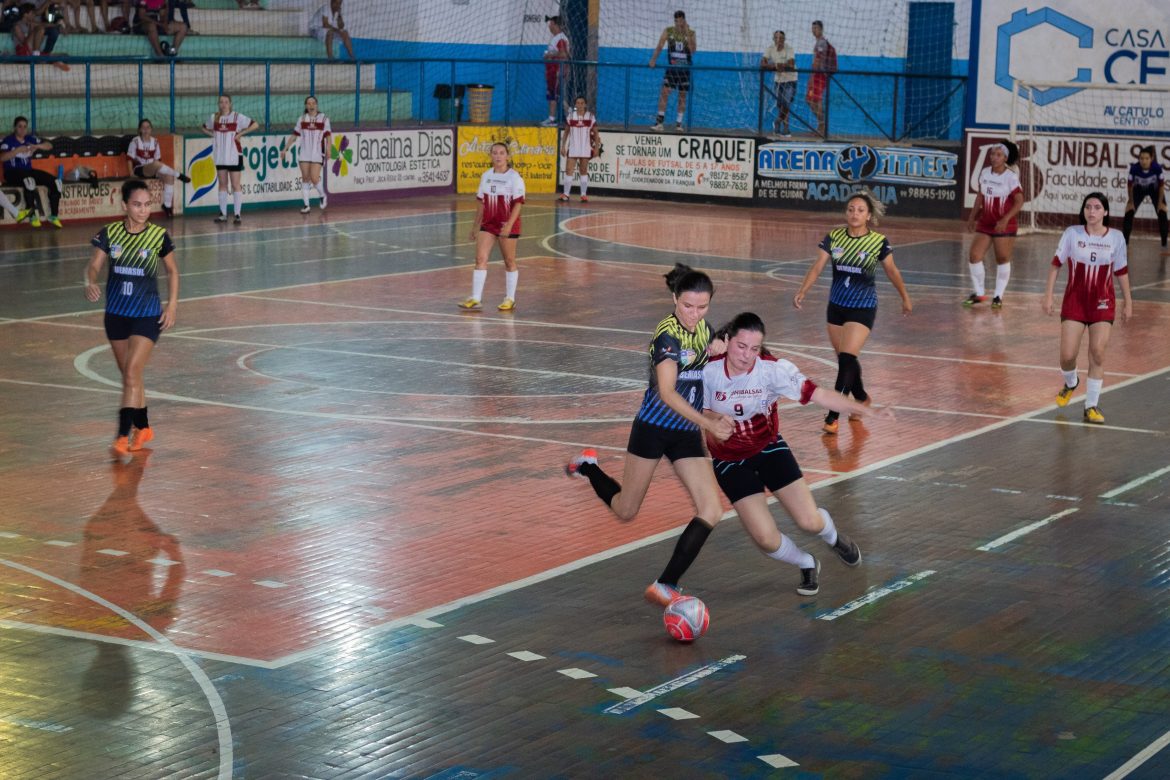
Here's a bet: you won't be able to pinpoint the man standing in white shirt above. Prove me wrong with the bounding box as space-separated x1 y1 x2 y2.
761 30 796 137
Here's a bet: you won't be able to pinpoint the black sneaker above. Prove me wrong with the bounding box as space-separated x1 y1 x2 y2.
797 557 820 596
214 214 228 223
177 173 191 183
161 203 173 218
233 215 242 225
830 533 862 567
991 296 1003 309
962 293 986 306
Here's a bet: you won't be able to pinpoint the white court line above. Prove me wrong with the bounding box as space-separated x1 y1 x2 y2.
604 654 747 715
1100 464 1170 499
975 509 1080 552
816 571 936 621
1105 728 1170 779
0 559 233 779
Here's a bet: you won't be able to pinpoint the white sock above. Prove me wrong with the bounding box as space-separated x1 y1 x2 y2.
302 183 311 206
471 269 487 301
767 534 815 570
218 190 228 215
233 191 242 216
163 183 173 208
1085 378 1103 407
969 263 986 296
0 194 16 218
816 507 838 546
1062 369 1079 389
994 263 1011 298
676 112 683 125
505 270 518 300
580 174 589 197
157 164 176 178
564 174 573 196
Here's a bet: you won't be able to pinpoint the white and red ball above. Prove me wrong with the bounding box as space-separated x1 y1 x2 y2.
663 596 709 642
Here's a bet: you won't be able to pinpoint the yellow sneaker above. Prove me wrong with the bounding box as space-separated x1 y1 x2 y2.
47 216 63 228
1083 406 1104 424
497 298 516 311
457 298 481 310
1055 383 1077 407
29 213 42 228
16 208 31 223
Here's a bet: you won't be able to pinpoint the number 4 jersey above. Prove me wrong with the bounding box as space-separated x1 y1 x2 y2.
702 353 817 460
92 221 175 317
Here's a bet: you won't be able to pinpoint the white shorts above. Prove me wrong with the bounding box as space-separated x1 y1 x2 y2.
566 137 593 159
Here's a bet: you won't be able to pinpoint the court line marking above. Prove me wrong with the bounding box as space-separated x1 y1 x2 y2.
604 654 747 715
815 571 936 621
1100 464 1170 499
975 509 1080 552
1105 728 1170 780
0 558 234 779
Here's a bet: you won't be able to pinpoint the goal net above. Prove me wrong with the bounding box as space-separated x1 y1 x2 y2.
1009 80 1170 233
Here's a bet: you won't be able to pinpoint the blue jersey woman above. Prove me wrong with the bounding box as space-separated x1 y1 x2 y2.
1123 145 1167 250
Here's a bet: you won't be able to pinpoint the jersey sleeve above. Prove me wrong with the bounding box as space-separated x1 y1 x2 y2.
322 116 332 137
766 359 809 402
1006 169 1022 196
878 237 892 261
650 330 682 367
291 116 301 137
1052 227 1074 266
91 226 111 253
476 171 489 200
513 173 526 202
1128 163 1139 184
701 361 719 410
205 115 215 131
817 233 833 253
161 230 176 257
238 113 254 129
126 137 138 160
1112 233 1128 275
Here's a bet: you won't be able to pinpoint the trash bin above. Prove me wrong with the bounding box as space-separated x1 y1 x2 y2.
467 84 494 124
433 83 465 123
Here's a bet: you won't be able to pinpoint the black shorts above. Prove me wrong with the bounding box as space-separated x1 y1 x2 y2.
664 67 690 92
826 302 877 329
105 312 161 343
216 162 244 172
626 418 705 462
1132 186 1162 210
712 438 803 504
132 165 147 178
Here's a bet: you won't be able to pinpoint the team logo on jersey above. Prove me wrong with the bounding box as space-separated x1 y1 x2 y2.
1077 241 1086 248
110 244 123 259
139 248 151 260
831 247 844 259
680 348 696 365
858 251 868 261
715 391 728 402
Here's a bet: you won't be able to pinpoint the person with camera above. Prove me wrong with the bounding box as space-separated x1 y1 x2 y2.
1 115 64 228
135 0 186 58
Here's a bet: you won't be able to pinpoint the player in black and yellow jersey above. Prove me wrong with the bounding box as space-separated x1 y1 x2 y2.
566 263 734 609
84 180 179 457
793 190 912 434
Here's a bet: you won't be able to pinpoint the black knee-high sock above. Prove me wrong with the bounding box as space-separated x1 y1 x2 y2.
117 407 134 437
851 356 868 402
1159 210 1168 246
577 462 620 507
1123 209 1136 244
134 407 149 429
657 518 713 586
828 352 862 422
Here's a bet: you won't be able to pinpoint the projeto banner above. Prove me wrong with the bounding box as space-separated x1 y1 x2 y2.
182 134 304 211
754 140 960 217
584 132 754 201
456 127 558 194
326 128 454 195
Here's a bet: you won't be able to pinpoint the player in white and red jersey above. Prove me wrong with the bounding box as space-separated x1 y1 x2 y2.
201 95 258 224
1044 192 1133 425
964 141 1024 308
541 16 570 126
559 96 600 203
701 312 888 595
279 96 332 214
127 119 189 217
459 142 525 311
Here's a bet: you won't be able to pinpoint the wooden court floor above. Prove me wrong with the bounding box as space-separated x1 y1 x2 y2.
1 196 1169 778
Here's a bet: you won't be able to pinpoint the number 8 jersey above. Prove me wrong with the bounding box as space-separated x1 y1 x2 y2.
92 221 175 318
702 353 817 460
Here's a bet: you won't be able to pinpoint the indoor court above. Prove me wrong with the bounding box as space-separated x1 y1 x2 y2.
1 196 1169 778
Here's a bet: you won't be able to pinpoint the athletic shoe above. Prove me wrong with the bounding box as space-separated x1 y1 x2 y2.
214 214 228 223
47 216 62 228
822 418 839 435
233 215 242 225
644 581 682 607
300 205 311 214
780 132 793 139
497 298 516 312
110 436 131 456
564 448 598 477
797 558 820 596
15 208 31 223
675 123 684 131
991 296 1003 309
848 397 871 422
579 195 589 203
177 173 191 183
161 204 173 218
1084 406 1105 424
457 298 482 310
557 194 570 202
650 122 664 131
829 533 862 566
29 213 42 228
320 194 327 210
539 118 556 127
1055 383 1077 407
130 427 154 452
962 293 986 307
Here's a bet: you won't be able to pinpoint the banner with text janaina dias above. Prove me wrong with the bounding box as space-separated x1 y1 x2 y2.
182 134 305 211
584 132 755 200
457 127 559 194
326 128 454 194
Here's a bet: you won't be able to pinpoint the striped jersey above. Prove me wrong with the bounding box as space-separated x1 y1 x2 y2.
1128 161 1164 191
127 135 161 167
634 313 713 430
92 221 175 318
664 27 693 66
819 228 891 308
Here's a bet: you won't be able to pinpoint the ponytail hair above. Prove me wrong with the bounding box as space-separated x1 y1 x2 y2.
715 311 772 358
663 262 715 297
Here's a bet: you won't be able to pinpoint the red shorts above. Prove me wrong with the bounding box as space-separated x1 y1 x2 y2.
806 74 828 103
16 45 31 57
1061 295 1115 325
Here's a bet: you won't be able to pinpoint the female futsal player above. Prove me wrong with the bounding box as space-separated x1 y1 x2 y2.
202 94 258 224
566 264 735 607
1122 145 1167 250
279 96 332 214
1044 192 1132 425
127 119 190 217
965 140 1024 308
792 190 912 434
83 180 179 455
459 142 524 312
558 96 600 203
703 312 886 595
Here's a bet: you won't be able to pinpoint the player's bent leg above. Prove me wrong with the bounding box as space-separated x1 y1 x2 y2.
672 456 724 526
731 493 781 552
608 452 659 521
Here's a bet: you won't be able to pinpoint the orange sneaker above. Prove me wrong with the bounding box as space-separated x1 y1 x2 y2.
110 436 131 456
822 419 839 435
644 581 682 607
130 427 154 451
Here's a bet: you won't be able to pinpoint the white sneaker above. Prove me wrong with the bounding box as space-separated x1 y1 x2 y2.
650 122 664 131
539 118 556 127
320 194 327 210
299 205 311 214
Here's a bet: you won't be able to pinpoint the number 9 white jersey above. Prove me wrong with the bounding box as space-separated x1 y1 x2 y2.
702 354 816 460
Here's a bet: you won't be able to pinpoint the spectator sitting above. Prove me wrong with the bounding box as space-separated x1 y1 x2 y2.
136 0 186 58
34 1 64 54
167 0 195 35
310 0 353 61
235 0 261 8
99 0 130 32
64 0 100 34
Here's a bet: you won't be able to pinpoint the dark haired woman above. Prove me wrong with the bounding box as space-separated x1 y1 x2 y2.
703 312 887 595
1123 145 1167 250
1044 192 1132 425
84 179 179 455
567 263 733 606
279 96 332 213
964 140 1024 307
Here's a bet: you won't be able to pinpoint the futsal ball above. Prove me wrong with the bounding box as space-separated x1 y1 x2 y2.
663 596 709 642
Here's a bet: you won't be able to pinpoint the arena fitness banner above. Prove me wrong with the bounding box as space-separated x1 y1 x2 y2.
584 132 755 201
456 127 558 194
754 140 960 217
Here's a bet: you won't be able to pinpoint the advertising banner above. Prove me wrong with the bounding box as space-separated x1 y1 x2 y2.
183 134 304 211
326 128 454 195
584 132 754 200
754 140 960 217
457 127 558 194
965 131 1170 219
